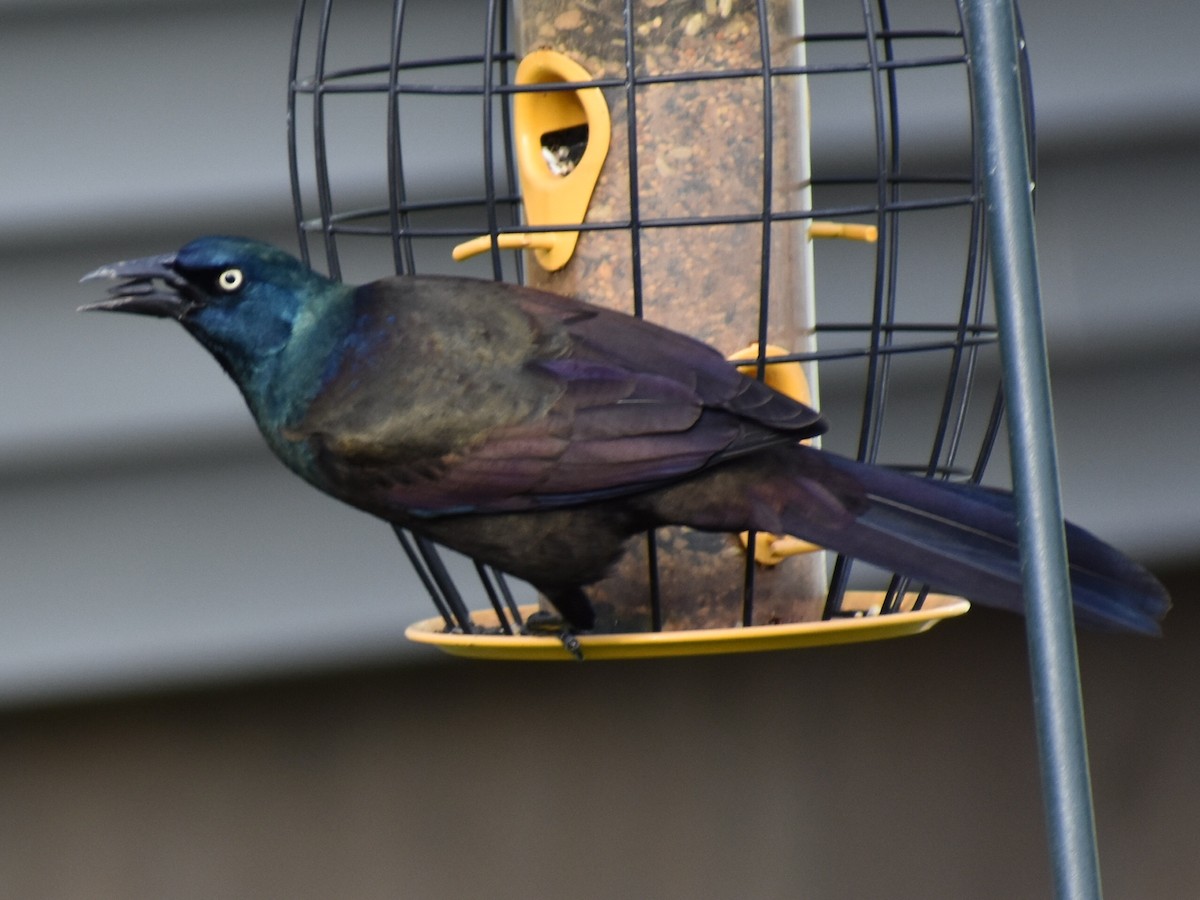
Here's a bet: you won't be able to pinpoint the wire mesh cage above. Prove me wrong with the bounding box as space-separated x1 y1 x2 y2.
286 0 1033 655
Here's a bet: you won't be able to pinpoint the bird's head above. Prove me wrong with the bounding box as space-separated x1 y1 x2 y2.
81 236 343 384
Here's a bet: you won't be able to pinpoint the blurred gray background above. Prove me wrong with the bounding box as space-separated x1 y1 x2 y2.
2 0 1198 897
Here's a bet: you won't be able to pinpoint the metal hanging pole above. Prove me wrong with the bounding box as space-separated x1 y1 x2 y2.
961 1 1103 898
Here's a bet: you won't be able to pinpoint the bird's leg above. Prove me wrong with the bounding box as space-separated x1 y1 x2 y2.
524 587 595 660
523 610 585 660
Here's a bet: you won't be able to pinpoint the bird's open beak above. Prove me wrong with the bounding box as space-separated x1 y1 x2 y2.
78 253 196 319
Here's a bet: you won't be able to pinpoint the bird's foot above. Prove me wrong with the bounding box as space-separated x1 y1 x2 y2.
524 611 585 660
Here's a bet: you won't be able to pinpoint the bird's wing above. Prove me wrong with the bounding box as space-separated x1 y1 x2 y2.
515 285 824 436
291 276 825 515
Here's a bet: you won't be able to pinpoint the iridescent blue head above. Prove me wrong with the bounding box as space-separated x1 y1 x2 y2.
81 236 343 386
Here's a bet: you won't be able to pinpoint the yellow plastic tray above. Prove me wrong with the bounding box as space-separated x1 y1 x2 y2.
405 592 969 660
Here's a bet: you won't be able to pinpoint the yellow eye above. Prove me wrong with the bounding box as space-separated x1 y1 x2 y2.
217 268 244 292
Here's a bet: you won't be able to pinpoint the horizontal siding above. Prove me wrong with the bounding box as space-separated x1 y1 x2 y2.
1 0 1196 700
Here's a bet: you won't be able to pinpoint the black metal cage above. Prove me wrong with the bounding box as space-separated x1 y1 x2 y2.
286 0 1032 638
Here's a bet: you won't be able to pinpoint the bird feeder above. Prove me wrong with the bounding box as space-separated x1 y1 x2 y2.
288 0 1025 656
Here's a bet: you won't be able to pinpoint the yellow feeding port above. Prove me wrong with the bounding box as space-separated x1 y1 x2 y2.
452 49 612 271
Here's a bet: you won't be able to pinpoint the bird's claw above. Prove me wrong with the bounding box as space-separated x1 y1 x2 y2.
524 611 585 660
557 629 584 660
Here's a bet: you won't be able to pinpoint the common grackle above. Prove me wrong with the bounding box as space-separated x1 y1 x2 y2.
81 236 1170 637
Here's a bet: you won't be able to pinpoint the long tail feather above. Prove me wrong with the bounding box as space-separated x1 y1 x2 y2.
772 449 1170 635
